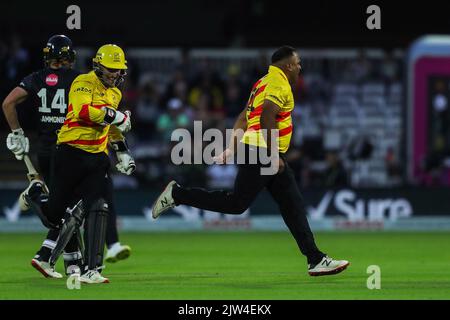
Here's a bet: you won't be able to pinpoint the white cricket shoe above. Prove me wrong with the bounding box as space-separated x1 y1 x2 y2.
308 256 350 276
31 258 63 279
79 270 109 284
151 180 177 219
19 179 46 211
105 243 131 263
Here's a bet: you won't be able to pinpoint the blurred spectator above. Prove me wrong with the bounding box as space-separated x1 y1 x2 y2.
188 72 224 128
293 74 308 104
175 49 199 85
192 93 215 129
0 39 9 97
163 69 189 105
135 81 161 139
380 52 400 85
250 52 269 80
224 64 245 118
348 135 374 161
431 80 449 147
323 151 348 187
347 50 372 82
304 74 331 105
385 147 402 183
421 136 450 186
3 35 30 89
5 35 29 80
156 98 190 142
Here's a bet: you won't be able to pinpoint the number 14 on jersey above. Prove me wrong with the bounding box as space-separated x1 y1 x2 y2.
37 88 67 114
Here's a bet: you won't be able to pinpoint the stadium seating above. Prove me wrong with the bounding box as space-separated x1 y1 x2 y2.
0 48 404 188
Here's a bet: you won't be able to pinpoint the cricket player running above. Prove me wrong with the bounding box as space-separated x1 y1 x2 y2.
2 36 132 279
152 46 349 276
19 44 134 283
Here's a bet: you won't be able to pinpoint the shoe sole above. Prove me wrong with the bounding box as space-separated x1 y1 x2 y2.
31 259 61 279
116 248 131 261
105 248 131 263
105 256 117 263
152 181 175 219
31 259 50 278
79 279 110 284
309 262 350 277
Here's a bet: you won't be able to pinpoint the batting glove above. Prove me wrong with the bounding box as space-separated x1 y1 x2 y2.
116 151 136 175
110 140 136 175
6 128 29 160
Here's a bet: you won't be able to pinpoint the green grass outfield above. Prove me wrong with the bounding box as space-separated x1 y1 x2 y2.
0 232 449 300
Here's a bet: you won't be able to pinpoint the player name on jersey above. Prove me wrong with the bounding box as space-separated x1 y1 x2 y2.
40 115 66 124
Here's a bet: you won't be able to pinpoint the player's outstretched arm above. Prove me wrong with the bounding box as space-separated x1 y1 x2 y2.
2 87 30 160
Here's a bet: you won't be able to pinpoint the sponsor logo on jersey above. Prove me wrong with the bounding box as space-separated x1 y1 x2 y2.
45 74 59 86
74 87 92 93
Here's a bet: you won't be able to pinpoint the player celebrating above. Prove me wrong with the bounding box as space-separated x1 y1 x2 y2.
152 46 349 276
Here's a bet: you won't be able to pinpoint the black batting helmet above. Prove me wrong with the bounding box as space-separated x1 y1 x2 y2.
43 35 76 65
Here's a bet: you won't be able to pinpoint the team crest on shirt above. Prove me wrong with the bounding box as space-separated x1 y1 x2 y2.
45 74 58 86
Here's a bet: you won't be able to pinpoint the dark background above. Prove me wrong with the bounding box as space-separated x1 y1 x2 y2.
1 0 449 49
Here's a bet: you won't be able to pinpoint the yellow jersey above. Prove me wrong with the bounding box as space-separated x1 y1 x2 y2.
241 65 294 153
57 71 124 153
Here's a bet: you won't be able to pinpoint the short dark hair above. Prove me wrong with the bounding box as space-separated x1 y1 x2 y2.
271 46 296 64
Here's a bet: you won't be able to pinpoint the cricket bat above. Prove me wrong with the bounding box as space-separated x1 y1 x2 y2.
23 154 49 194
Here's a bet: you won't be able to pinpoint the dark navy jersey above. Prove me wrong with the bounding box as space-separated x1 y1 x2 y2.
19 67 81 152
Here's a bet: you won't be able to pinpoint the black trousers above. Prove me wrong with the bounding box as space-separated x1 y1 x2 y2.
44 144 109 223
40 144 110 260
37 145 119 250
172 143 325 264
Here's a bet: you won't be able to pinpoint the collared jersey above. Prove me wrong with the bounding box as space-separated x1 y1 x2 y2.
57 71 124 153
241 65 294 153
